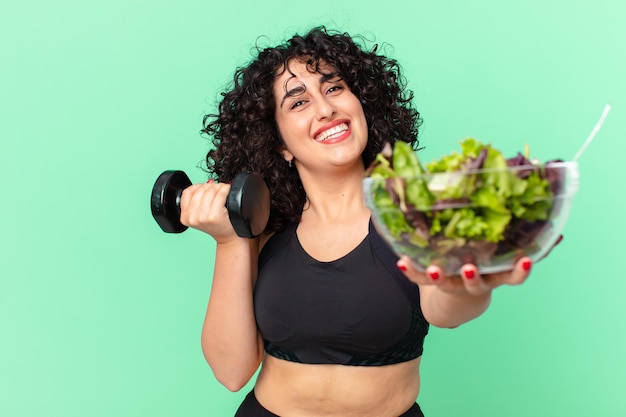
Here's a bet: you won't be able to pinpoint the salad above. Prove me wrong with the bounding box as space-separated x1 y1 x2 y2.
366 138 566 271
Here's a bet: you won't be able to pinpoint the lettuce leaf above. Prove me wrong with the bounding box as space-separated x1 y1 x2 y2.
368 138 556 261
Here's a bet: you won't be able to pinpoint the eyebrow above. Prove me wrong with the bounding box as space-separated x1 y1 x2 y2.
279 72 342 108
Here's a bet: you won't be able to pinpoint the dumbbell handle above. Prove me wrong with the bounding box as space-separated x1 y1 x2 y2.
150 170 270 238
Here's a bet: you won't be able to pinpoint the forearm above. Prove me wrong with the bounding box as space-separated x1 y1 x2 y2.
201 238 264 391
420 286 492 328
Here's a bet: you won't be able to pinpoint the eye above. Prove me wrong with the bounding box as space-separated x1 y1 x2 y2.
290 99 307 109
326 85 343 94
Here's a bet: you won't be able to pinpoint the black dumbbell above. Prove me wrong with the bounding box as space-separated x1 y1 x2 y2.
151 170 270 238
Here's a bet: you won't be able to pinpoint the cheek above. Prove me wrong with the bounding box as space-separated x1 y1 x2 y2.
278 115 309 141
353 103 368 131
274 115 291 140
275 123 297 152
349 97 366 120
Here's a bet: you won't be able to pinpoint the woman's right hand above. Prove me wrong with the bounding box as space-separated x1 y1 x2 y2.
179 180 239 243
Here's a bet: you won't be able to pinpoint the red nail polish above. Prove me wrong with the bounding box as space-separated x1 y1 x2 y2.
428 270 440 281
206 179 214 183
462 267 475 279
398 263 408 272
522 259 532 271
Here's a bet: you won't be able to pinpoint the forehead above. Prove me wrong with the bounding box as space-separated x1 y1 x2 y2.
274 59 337 90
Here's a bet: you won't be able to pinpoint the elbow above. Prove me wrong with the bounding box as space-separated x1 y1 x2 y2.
217 375 250 392
210 364 257 392
204 351 260 392
201 333 263 392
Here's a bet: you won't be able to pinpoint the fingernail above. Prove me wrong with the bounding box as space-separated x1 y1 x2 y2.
428 270 440 281
207 179 214 183
462 266 475 279
397 263 408 272
522 259 532 271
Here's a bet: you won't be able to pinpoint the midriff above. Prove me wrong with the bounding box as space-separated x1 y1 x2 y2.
254 355 421 417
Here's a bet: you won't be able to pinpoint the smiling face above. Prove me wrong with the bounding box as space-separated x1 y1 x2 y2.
273 59 368 174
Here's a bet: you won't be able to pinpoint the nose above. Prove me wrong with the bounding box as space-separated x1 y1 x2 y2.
315 97 336 120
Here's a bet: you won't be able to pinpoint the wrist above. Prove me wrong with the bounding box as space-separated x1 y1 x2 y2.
215 236 258 255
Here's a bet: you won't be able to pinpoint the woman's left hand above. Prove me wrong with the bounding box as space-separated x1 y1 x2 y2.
397 233 563 298
397 256 533 297
397 257 534 328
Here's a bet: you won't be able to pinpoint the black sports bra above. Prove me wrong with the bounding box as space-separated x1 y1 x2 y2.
254 220 429 366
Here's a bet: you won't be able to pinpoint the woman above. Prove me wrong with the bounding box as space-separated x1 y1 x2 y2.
179 27 533 417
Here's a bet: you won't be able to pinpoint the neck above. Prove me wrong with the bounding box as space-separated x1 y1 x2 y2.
298 164 369 223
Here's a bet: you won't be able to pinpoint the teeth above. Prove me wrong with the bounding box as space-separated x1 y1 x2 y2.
316 123 348 141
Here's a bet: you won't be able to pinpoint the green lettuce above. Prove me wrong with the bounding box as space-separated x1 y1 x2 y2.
368 138 555 252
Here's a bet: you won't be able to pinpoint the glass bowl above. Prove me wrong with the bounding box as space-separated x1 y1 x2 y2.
363 161 579 275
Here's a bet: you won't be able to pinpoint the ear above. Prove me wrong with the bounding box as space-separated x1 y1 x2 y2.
281 148 294 163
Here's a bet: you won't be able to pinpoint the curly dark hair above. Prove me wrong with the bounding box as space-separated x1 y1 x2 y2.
202 26 422 233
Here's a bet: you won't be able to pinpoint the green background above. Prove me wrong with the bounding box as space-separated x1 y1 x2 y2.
2 0 625 416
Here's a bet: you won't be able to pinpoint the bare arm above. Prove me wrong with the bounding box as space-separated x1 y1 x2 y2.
399 258 532 328
419 286 491 328
201 238 264 391
180 181 264 391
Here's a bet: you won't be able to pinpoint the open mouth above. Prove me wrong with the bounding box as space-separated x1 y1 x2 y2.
315 123 349 142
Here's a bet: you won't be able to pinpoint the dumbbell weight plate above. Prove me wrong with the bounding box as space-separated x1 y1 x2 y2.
227 172 270 238
150 170 270 238
151 170 191 233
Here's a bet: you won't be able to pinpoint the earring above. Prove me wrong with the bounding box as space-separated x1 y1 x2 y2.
288 159 293 168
